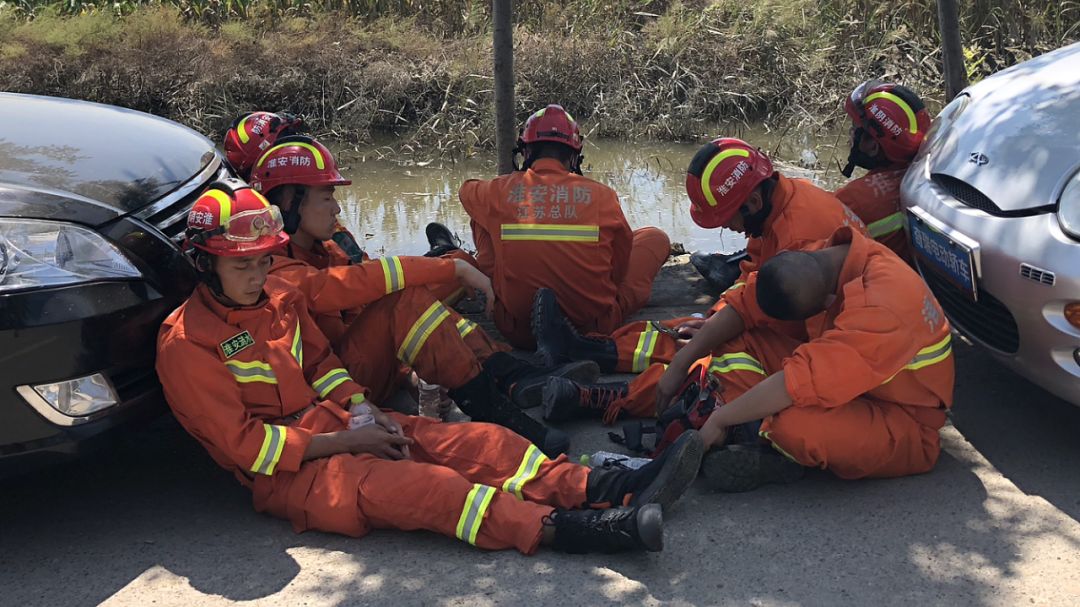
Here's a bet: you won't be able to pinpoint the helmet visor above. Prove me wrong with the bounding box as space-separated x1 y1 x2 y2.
223 206 285 242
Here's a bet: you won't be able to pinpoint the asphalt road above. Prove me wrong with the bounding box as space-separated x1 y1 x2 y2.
2 263 1079 607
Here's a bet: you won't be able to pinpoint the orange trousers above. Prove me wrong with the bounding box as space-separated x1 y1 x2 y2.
337 287 508 404
258 413 589 554
609 328 947 479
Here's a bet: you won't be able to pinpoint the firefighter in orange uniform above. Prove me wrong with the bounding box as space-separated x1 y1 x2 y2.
458 104 671 349
543 226 954 490
156 182 705 553
534 138 867 383
835 80 932 265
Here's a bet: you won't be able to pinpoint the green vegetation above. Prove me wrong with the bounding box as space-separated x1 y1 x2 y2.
1 1 1077 157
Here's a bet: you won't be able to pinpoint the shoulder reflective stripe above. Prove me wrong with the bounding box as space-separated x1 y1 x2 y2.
397 301 452 365
867 212 905 238
256 141 326 170
291 320 303 367
204 189 234 226
759 430 800 463
455 484 497 545
379 256 405 294
708 352 766 375
500 224 600 242
312 368 352 398
501 445 548 500
722 281 746 295
349 393 367 405
701 149 751 207
882 334 953 384
251 424 288 475
865 91 919 134
456 317 478 339
632 324 661 373
225 360 278 384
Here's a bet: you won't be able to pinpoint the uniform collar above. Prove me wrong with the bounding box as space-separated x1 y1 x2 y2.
827 225 869 294
529 158 571 175
761 175 793 234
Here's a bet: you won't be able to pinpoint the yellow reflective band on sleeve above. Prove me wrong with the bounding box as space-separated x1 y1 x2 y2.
349 393 367 405
708 352 766 376
251 424 287 475
865 91 919 134
723 281 746 295
867 212 906 239
312 368 351 398
379 256 406 294
204 189 234 226
455 484 497 545
255 141 326 170
632 323 662 373
500 224 600 242
397 301 452 365
501 445 548 500
701 148 751 207
291 320 303 367
225 359 278 384
456 317 478 339
882 334 953 384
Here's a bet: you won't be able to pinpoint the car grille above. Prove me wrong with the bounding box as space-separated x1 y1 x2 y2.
919 262 1020 353
931 173 1053 218
1019 263 1055 286
136 161 227 245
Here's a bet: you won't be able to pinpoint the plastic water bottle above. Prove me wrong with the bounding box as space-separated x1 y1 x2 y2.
417 378 443 419
580 451 652 470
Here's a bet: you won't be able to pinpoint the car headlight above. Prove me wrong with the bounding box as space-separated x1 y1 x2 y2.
1058 170 1080 240
0 219 141 292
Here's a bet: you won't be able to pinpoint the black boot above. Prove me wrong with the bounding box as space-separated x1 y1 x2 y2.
424 222 461 257
690 251 746 294
547 504 663 553
482 351 600 410
586 430 703 512
700 443 805 493
532 288 619 371
448 372 570 457
542 378 629 422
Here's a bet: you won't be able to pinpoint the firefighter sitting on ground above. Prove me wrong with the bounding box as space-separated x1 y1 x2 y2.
156 182 706 554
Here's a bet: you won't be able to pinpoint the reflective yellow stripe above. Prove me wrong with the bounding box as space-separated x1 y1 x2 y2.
291 320 303 367
500 224 600 242
708 352 766 376
501 445 548 500
312 368 351 398
251 424 287 475
759 430 800 463
865 91 919 134
455 484 497 545
456 317 478 339
225 359 277 384
255 141 326 170
700 149 750 207
379 256 405 294
723 281 746 295
204 189 233 225
349 393 367 405
632 323 661 373
236 114 252 144
397 301 452 365
882 334 953 384
867 212 905 239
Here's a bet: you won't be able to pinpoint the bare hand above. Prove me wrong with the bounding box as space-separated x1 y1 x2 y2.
372 408 410 458
654 364 689 417
674 319 706 347
335 425 413 460
453 259 495 318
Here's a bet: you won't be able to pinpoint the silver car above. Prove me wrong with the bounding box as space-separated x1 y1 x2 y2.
901 41 1080 406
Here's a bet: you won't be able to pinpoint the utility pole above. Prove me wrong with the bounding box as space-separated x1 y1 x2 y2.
937 0 968 101
493 0 515 175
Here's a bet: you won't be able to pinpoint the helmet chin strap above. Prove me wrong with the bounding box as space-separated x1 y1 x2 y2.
192 250 226 298
740 179 775 238
282 186 306 235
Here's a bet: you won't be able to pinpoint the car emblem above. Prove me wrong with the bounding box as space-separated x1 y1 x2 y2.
969 152 989 166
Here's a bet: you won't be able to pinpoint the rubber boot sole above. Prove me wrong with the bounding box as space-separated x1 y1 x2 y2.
513 360 599 409
630 430 705 513
700 444 805 493
636 503 664 552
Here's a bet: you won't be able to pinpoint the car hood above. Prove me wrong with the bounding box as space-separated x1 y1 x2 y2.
929 42 1080 212
0 93 217 224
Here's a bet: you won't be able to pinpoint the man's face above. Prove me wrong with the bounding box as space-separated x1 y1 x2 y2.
720 190 762 233
214 253 272 306
298 185 341 242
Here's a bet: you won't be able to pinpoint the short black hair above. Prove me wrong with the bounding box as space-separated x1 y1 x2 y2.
755 251 828 320
526 140 577 165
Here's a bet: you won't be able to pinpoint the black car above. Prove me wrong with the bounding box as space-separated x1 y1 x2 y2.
0 93 225 474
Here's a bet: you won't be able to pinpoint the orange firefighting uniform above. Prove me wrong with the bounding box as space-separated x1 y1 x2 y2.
834 167 913 264
460 158 671 348
606 227 954 479
604 175 868 373
157 276 590 553
270 254 506 404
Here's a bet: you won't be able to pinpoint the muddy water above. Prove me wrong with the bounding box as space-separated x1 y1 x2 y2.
334 133 847 257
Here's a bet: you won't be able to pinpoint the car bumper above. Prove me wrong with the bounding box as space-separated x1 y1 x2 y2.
901 157 1080 406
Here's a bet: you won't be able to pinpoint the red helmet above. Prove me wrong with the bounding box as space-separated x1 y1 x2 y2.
520 105 583 151
223 111 304 178
185 178 288 257
685 138 774 229
249 136 352 195
844 80 931 164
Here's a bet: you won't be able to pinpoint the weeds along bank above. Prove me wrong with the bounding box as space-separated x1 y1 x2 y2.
1 1 1076 158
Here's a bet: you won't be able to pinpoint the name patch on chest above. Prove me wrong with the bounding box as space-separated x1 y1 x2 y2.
221 331 255 358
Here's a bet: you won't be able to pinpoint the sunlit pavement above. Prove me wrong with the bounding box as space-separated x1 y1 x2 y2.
3 258 1078 607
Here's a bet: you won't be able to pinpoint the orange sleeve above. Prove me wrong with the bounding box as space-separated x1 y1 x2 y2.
273 255 456 315
721 272 771 330
782 305 916 408
156 335 312 476
295 302 370 408
609 194 633 286
459 178 497 221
